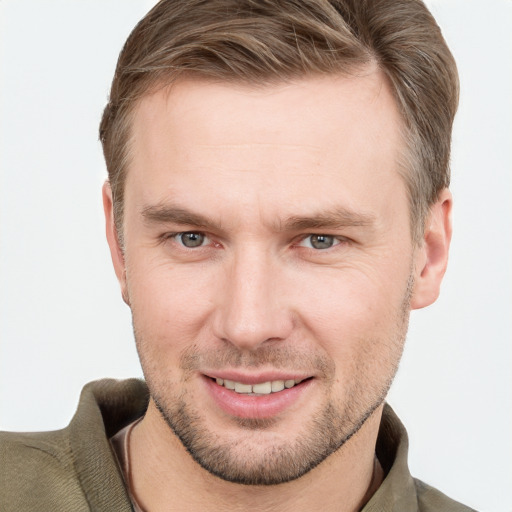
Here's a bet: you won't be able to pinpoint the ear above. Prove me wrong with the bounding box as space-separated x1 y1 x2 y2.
102 181 130 305
410 188 452 310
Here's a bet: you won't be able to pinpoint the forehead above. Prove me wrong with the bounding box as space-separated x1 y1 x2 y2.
125 72 406 227
133 70 400 147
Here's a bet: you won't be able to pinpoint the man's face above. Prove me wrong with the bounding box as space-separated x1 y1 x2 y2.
114 72 422 484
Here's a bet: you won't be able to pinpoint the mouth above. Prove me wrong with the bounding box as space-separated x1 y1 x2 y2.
212 377 307 395
203 372 314 419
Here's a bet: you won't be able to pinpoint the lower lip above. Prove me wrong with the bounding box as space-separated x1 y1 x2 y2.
204 377 312 419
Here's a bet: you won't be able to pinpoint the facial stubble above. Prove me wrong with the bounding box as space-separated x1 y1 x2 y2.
132 273 414 486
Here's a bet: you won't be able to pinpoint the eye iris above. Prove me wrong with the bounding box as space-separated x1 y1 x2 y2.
180 232 204 247
311 234 334 249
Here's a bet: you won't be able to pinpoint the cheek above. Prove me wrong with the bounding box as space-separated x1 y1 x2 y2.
298 269 410 399
289 259 412 372
126 260 217 344
128 268 215 386
295 267 407 333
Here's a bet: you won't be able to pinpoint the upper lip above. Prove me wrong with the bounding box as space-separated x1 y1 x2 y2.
202 371 312 385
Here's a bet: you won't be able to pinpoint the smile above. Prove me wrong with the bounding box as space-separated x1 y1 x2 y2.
214 378 305 395
205 374 313 419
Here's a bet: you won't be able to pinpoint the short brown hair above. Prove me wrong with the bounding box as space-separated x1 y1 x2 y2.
100 0 459 243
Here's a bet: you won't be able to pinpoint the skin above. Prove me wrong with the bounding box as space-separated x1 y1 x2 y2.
103 72 452 512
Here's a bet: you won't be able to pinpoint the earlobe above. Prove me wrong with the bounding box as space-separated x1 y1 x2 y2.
102 181 130 305
410 189 453 310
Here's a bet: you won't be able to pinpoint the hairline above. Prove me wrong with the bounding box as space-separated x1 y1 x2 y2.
112 70 431 249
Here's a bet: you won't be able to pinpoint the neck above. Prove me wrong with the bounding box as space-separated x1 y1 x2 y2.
129 400 384 512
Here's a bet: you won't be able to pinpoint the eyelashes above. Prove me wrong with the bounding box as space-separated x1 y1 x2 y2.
163 231 348 252
172 232 211 248
297 234 342 250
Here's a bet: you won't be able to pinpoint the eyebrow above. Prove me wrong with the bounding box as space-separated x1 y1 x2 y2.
141 204 220 230
141 203 375 232
280 208 376 232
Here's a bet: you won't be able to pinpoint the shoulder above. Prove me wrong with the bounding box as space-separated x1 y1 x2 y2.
0 429 89 511
0 379 147 512
415 478 478 512
372 405 477 512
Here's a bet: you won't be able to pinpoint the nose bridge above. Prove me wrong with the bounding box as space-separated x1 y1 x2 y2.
214 243 292 350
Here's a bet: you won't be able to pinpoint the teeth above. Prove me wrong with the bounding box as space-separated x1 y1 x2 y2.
224 379 235 390
271 380 285 392
234 382 252 393
252 381 272 394
215 378 304 395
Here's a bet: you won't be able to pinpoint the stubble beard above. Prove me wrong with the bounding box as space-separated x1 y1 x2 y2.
132 275 413 486
151 381 386 485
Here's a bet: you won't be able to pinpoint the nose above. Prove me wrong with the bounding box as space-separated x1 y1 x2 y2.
213 246 294 351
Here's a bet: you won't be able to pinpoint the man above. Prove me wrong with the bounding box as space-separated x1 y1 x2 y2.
1 0 475 510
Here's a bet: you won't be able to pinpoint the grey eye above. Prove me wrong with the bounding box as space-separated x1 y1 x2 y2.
310 235 335 249
177 232 207 248
299 234 339 250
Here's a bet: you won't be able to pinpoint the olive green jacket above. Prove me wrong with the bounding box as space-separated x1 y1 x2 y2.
0 379 475 511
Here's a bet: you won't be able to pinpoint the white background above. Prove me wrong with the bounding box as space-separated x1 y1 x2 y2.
0 1 510 510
